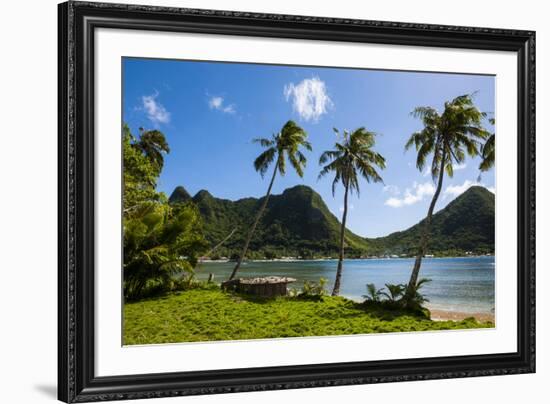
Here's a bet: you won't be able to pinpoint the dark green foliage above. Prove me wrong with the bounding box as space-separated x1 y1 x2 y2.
123 125 207 300
135 128 170 172
123 201 207 300
405 94 490 181
363 283 385 302
168 186 192 204
401 278 432 309
361 280 430 314
367 186 495 255
177 184 371 259
318 128 385 196
480 118 495 172
123 125 161 212
381 283 406 302
171 184 494 259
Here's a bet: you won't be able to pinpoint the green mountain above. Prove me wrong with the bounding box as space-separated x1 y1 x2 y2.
168 186 192 204
170 185 369 259
168 184 494 259
366 186 495 256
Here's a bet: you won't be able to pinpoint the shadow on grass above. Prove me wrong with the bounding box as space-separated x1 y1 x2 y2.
359 301 431 321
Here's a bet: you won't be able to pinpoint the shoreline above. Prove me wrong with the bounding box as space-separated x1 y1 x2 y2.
200 255 495 264
429 309 494 323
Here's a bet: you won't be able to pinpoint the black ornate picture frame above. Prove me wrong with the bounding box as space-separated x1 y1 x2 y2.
58 1 535 402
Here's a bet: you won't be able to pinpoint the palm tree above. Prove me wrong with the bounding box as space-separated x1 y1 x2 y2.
363 283 385 302
403 94 490 304
479 118 495 172
228 120 311 280
381 283 406 302
319 128 385 296
137 128 170 173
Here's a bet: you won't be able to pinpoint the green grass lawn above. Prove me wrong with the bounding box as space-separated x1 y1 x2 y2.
123 288 493 345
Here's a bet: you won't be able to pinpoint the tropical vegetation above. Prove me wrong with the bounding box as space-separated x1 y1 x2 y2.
229 120 312 280
123 125 207 300
402 94 491 305
318 128 386 295
124 287 492 344
168 183 495 259
479 118 496 172
122 91 496 342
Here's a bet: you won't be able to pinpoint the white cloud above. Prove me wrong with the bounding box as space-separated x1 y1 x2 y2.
454 162 467 171
209 96 223 109
444 180 494 198
383 185 400 196
385 182 435 208
284 77 332 122
208 96 236 114
142 91 170 124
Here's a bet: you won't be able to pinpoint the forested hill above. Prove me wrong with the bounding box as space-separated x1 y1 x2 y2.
169 185 369 259
168 184 495 259
365 186 495 256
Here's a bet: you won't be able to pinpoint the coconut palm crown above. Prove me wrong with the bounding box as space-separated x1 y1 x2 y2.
228 120 311 280
319 127 386 296
403 93 490 303
479 118 495 172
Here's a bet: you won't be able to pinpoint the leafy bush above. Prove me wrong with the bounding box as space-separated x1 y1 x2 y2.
123 125 207 300
290 278 327 300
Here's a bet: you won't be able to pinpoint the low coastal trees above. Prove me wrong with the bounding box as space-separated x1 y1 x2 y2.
228 120 312 280
319 128 385 296
403 94 490 306
123 125 206 300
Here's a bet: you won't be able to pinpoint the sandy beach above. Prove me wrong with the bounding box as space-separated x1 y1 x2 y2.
429 309 494 323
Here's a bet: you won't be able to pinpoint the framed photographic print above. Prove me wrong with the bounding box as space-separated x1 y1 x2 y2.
58 1 535 402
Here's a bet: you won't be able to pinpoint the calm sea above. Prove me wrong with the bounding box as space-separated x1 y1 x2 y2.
195 256 495 314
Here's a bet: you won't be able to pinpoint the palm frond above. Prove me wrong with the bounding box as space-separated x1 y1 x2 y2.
253 147 276 177
252 137 276 147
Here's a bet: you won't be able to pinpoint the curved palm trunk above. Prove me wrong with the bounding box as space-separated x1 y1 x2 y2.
228 164 278 280
332 183 349 296
405 153 446 301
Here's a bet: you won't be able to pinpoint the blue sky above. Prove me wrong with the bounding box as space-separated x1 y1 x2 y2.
123 58 495 238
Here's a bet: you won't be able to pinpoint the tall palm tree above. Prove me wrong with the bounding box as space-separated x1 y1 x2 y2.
228 120 311 280
319 128 385 296
403 94 490 304
479 118 495 172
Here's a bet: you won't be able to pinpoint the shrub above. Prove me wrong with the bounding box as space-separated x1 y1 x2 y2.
363 283 384 302
403 278 432 309
381 283 406 303
292 278 328 300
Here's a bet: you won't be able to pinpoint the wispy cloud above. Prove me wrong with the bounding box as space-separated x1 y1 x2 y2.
383 185 400 196
284 77 332 122
141 91 170 124
422 167 431 177
339 204 354 213
444 180 494 198
385 182 435 208
208 96 236 114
